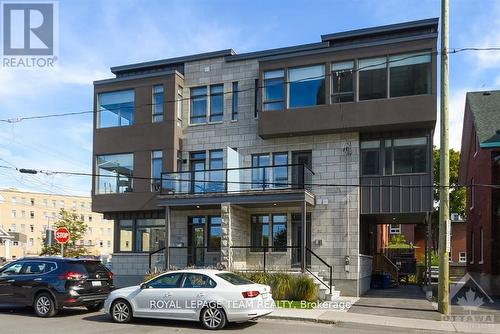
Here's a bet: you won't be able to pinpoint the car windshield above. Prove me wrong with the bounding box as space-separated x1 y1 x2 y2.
216 272 255 285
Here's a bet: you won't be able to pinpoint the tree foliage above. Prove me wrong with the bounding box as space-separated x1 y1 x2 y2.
40 209 89 257
433 148 466 216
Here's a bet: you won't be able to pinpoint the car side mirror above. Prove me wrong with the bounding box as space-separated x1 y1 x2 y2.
140 283 148 289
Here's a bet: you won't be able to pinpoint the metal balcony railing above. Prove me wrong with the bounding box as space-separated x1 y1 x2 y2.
160 163 314 195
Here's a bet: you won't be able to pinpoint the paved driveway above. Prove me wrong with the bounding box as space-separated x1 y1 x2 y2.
348 285 440 320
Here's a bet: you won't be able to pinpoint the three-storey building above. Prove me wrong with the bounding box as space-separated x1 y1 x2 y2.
92 18 438 296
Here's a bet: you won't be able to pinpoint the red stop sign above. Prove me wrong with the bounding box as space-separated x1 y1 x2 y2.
55 227 71 244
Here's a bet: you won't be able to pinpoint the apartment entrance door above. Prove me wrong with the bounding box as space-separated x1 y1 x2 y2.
291 213 311 268
292 151 312 188
188 217 205 266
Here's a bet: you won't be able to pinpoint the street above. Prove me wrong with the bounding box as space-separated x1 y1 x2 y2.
0 307 456 334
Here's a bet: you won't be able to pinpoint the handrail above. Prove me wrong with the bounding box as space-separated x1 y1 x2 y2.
306 247 333 295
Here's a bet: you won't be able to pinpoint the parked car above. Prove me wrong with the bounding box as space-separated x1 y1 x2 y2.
0 257 114 317
104 269 273 330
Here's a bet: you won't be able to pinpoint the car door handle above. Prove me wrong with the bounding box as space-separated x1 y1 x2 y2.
34 278 42 281
165 293 172 297
7 280 15 283
197 293 206 298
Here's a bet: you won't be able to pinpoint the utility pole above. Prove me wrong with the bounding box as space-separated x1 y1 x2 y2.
438 0 450 315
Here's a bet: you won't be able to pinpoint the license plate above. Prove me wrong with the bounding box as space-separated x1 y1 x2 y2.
91 281 102 287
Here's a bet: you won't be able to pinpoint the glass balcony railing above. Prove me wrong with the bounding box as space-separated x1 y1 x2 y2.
161 164 314 195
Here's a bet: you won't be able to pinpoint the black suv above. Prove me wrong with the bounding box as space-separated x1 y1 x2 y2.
0 257 114 317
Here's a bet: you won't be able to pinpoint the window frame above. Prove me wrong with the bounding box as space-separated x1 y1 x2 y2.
207 215 222 252
190 86 208 124
96 153 134 194
232 81 238 120
209 84 224 123
388 52 432 98
271 214 287 252
147 272 183 289
288 64 326 109
181 273 217 289
459 252 467 263
358 56 388 101
389 224 401 234
331 60 355 103
97 89 135 128
250 214 270 252
263 70 285 111
152 84 164 123
151 150 163 192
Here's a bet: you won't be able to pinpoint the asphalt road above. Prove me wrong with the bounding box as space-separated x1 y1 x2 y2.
0 306 452 334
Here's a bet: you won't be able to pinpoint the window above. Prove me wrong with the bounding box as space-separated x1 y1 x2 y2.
59 200 65 208
254 78 260 117
118 220 132 252
30 211 34 219
152 85 164 122
97 153 134 194
20 224 25 233
289 65 325 108
190 86 207 124
273 152 288 188
389 53 431 97
459 252 466 263
30 198 35 206
470 232 475 264
43 199 47 207
263 70 285 111
98 90 135 128
72 201 77 210
107 240 111 248
190 151 206 193
217 272 254 285
30 225 34 232
252 154 270 188
361 141 380 175
80 202 85 210
182 273 216 288
11 197 16 205
52 200 56 208
251 215 269 251
148 273 182 289
0 263 23 276
389 224 401 234
11 210 16 218
28 238 34 247
208 216 221 251
177 86 183 124
272 214 287 251
359 57 387 100
135 219 165 252
88 216 92 223
151 150 163 192
10 224 16 232
99 241 103 248
393 137 427 174
80 214 85 221
21 210 25 219
331 61 354 103
88 227 93 234
208 150 224 192
210 84 224 122
232 82 238 120
21 197 26 205
479 227 484 264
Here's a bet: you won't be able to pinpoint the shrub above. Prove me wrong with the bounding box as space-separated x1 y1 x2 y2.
291 274 318 302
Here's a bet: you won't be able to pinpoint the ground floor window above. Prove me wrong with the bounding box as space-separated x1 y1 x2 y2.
459 252 466 263
208 216 222 251
251 213 287 252
389 224 401 234
135 219 165 252
118 220 133 252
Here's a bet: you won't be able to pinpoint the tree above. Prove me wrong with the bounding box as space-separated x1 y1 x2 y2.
433 148 466 216
40 209 89 257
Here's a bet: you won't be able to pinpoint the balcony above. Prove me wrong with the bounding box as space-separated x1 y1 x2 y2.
158 164 315 207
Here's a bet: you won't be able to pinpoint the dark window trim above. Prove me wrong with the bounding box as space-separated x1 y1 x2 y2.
209 84 224 122
97 89 136 129
232 81 238 120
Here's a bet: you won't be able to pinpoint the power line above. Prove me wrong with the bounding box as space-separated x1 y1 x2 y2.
0 48 494 124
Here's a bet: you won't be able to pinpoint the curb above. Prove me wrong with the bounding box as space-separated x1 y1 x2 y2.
266 315 336 325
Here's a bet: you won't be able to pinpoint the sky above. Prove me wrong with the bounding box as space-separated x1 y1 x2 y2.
0 0 499 197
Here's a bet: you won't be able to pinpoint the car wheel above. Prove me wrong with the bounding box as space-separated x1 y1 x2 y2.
34 293 57 318
200 306 227 330
110 300 132 323
86 302 104 312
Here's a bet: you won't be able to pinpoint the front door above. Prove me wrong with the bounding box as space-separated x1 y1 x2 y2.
188 217 205 267
291 213 311 268
0 262 23 304
292 151 312 188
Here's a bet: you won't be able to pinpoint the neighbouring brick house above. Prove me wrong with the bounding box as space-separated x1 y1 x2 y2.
92 18 438 297
459 90 500 295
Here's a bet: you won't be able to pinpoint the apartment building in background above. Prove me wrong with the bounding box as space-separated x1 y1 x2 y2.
0 188 114 260
459 90 500 295
92 18 438 296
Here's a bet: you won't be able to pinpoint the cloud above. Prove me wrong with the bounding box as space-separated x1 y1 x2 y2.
433 88 470 150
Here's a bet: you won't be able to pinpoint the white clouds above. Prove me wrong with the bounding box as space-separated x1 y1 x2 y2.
433 88 469 150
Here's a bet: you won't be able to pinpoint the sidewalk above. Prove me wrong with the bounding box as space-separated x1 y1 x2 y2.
268 306 500 333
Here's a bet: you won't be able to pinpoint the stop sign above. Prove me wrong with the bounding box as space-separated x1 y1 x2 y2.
55 227 71 244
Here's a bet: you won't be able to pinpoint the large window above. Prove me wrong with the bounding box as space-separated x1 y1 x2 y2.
208 150 224 192
98 90 135 128
361 137 428 176
331 61 354 103
272 214 287 251
135 219 165 252
273 152 288 188
389 53 431 97
208 216 221 251
118 220 132 252
393 137 427 174
151 150 163 191
210 84 224 122
251 215 269 251
190 86 207 124
289 65 325 108
252 154 270 188
359 57 387 100
263 70 285 111
152 85 164 122
97 153 134 194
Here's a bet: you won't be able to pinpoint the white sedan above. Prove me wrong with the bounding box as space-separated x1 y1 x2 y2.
104 269 274 330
